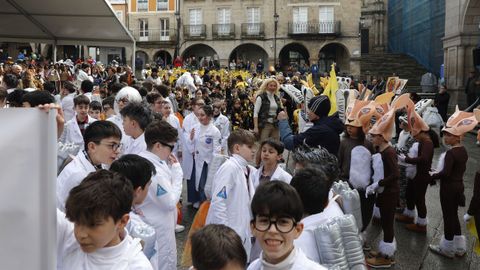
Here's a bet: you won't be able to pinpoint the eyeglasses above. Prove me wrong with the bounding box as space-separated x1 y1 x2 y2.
98 142 122 151
158 141 175 152
103 105 111 110
252 216 297 233
118 98 129 103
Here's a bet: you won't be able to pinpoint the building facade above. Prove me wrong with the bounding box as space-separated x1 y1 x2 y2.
360 0 388 54
179 0 362 75
128 0 178 68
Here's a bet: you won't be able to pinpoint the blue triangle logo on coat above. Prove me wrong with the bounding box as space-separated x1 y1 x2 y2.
156 184 167 197
217 186 227 199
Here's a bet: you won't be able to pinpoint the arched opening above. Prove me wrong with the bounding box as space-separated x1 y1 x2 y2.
279 43 310 72
318 43 350 74
182 44 219 68
228 43 268 71
135 51 148 70
153 50 172 67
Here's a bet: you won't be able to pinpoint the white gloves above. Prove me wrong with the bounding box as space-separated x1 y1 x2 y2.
398 154 406 163
429 170 438 176
365 182 379 197
464 213 473 222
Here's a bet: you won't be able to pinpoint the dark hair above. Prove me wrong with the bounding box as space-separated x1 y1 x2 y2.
290 168 331 215
102 96 114 109
292 145 339 184
7 89 27 107
191 224 247 270
81 63 90 70
110 154 156 190
144 120 178 149
142 81 154 92
89 100 102 111
138 86 148 97
109 82 124 95
200 104 214 117
427 129 440 148
81 80 94 93
43 81 56 94
84 121 122 150
251 181 303 222
120 103 152 130
191 97 204 106
65 170 132 226
21 90 55 107
227 129 256 154
343 125 366 141
74 95 90 107
63 81 77 93
146 92 161 104
155 84 171 98
260 138 285 155
3 74 18 89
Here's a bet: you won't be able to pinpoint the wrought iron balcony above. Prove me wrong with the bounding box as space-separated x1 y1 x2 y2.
288 21 341 36
212 24 235 39
131 29 176 43
241 23 265 39
183 24 207 40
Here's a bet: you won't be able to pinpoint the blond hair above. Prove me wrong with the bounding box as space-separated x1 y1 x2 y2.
257 78 280 96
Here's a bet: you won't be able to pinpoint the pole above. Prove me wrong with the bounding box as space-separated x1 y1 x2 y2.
132 41 136 71
274 0 277 68
53 41 57 63
175 0 181 58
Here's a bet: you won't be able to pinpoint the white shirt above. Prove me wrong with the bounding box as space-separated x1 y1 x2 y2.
206 154 256 259
247 247 327 270
252 165 292 190
56 210 152 270
181 113 199 179
213 113 230 154
138 151 183 270
254 92 279 118
122 133 147 156
165 113 182 155
59 115 97 150
62 93 76 122
56 151 96 212
190 122 221 189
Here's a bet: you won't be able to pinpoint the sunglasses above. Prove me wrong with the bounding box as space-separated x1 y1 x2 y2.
158 141 175 151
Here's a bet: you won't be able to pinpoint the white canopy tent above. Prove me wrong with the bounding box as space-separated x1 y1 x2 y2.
0 0 136 68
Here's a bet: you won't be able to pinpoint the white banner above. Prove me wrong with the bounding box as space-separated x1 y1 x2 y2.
0 108 57 270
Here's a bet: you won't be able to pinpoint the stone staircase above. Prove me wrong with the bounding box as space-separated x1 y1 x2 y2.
360 53 430 90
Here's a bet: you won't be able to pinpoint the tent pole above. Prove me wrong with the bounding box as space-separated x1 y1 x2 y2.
53 41 57 63
132 41 136 71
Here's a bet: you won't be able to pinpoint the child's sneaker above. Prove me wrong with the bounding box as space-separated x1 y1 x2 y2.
366 255 395 268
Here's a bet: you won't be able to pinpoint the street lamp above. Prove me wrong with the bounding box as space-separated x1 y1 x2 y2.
175 12 181 58
273 1 279 69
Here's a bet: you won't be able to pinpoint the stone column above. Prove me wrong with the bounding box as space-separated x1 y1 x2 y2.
457 45 465 89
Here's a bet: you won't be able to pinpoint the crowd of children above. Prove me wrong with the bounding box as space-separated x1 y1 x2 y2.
2 58 480 270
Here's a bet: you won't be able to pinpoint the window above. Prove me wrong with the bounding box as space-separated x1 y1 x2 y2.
157 0 168 11
189 9 202 36
160 18 170 40
137 0 148 12
139 19 149 40
319 6 334 33
246 7 260 35
217 8 231 35
292 7 308 33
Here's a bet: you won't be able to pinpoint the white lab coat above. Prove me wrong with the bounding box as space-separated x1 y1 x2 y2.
181 113 198 179
56 210 153 270
56 151 96 212
61 93 76 122
294 196 344 263
206 154 256 259
190 122 221 190
138 150 183 270
59 115 97 150
247 247 327 270
122 133 147 156
165 113 182 156
213 113 230 154
251 165 292 189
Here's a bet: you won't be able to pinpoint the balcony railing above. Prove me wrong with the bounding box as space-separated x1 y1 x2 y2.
212 24 235 39
241 23 265 39
183 24 207 40
288 21 341 36
131 29 176 42
137 2 148 12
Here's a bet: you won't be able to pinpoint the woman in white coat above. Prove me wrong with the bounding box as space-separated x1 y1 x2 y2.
189 104 221 206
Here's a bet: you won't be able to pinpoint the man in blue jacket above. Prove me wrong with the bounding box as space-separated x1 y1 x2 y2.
278 95 343 155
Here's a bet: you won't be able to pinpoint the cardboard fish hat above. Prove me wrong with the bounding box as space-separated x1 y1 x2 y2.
369 93 413 141
345 99 371 127
408 109 430 136
442 107 480 136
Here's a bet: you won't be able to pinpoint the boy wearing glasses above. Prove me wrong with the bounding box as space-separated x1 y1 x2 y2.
248 181 327 269
138 120 183 270
59 95 96 149
120 103 152 155
57 121 122 211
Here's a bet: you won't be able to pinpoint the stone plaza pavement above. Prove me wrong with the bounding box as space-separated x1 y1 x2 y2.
175 134 480 270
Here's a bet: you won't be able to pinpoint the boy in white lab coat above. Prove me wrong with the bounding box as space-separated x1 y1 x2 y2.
57 170 153 270
212 100 230 154
206 129 257 259
120 103 152 155
138 120 183 270
247 181 327 270
252 138 292 189
291 167 341 263
57 121 122 211
59 94 96 149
